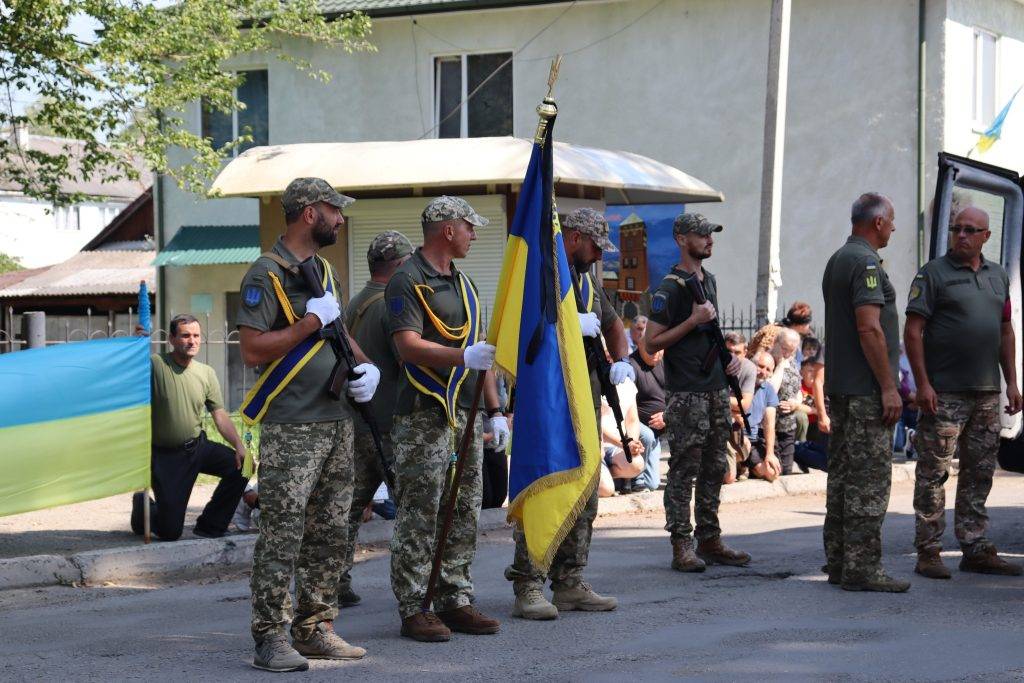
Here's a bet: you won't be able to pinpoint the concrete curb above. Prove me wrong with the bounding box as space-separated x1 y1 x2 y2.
0 464 917 591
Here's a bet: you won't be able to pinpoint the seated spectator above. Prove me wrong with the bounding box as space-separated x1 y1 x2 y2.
747 323 781 358
746 351 783 481
767 327 807 475
894 344 919 459
723 331 757 483
784 303 830 435
597 378 646 497
629 315 666 492
232 480 260 532
793 360 829 473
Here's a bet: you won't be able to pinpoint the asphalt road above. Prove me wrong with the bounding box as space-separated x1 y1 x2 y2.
3 475 1024 681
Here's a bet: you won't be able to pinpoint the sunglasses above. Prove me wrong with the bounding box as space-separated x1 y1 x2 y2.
949 225 987 235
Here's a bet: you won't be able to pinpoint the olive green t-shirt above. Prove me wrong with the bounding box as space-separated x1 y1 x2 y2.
235 238 351 424
822 235 900 395
906 254 1009 392
386 248 482 416
346 280 400 433
647 266 727 393
150 353 223 448
578 272 621 408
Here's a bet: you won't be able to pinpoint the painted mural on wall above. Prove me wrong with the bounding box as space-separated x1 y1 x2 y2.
603 204 684 294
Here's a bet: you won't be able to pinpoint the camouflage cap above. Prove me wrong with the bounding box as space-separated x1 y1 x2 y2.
563 207 617 253
673 212 723 236
281 177 355 215
367 230 414 266
421 196 489 227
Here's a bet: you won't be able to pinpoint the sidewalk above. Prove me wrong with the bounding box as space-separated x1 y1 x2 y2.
0 463 919 591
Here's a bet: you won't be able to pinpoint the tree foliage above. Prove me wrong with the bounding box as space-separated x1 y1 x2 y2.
0 252 23 274
1 0 373 206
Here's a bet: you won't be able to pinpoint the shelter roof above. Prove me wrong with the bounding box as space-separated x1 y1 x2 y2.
152 225 260 266
0 251 155 298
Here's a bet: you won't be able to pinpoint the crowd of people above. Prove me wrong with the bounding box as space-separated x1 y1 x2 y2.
133 178 1023 672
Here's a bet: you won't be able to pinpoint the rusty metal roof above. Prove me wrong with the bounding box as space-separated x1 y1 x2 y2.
0 251 155 298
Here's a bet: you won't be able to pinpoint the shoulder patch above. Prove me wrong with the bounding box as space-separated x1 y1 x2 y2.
908 284 921 300
651 293 667 314
243 285 263 307
389 296 405 316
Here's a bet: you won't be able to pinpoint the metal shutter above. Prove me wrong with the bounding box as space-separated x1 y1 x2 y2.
346 195 507 320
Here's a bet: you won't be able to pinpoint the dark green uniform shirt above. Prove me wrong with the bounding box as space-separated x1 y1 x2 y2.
822 235 900 395
906 254 1008 392
150 353 223 448
386 248 482 416
648 266 727 393
346 280 400 433
577 272 621 408
235 238 351 424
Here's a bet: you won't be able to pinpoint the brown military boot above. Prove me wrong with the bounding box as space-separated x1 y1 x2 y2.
400 611 451 642
959 546 1024 576
914 549 952 580
671 537 706 573
436 605 501 635
697 537 751 567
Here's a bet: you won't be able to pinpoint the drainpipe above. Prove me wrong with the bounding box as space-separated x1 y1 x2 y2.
155 111 167 328
917 0 927 268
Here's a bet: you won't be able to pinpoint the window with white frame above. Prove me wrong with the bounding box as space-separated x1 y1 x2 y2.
973 28 998 128
201 69 269 154
434 53 513 138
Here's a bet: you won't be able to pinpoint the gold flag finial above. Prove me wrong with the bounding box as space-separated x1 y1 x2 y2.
535 55 562 143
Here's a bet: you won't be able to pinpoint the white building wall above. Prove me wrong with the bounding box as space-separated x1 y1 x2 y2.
161 0 970 317
0 194 128 268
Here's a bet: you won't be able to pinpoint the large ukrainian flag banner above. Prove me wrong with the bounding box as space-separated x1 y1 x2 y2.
0 337 150 517
487 111 601 569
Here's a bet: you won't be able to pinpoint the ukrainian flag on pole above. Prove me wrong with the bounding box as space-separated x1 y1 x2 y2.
487 103 601 569
976 84 1022 153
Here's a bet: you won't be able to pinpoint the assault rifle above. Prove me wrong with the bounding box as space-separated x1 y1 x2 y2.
683 273 752 435
298 258 395 491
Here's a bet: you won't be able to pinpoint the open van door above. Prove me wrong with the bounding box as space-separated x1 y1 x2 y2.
931 153 1024 469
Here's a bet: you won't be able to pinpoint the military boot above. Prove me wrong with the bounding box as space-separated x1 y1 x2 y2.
292 621 366 660
697 537 752 567
400 611 451 642
914 549 952 579
821 563 841 585
552 582 618 612
437 605 501 635
960 546 1024 576
338 586 362 608
671 537 706 572
841 570 911 593
252 634 309 673
512 586 558 620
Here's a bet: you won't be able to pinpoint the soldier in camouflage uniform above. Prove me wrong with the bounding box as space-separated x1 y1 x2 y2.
904 206 1023 579
505 207 629 620
645 213 751 572
386 196 510 642
237 177 382 671
337 230 414 608
821 193 908 593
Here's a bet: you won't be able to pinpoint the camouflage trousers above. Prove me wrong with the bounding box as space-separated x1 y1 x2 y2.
250 418 354 643
390 406 482 619
823 395 891 582
338 429 397 596
914 391 1000 554
505 408 601 593
663 389 731 542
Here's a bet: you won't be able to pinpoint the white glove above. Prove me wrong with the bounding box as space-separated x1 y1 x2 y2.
609 359 636 385
463 341 496 371
578 312 601 338
490 416 510 451
305 294 340 328
347 363 380 403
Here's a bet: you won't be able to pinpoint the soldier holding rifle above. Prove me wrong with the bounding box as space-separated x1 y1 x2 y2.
644 212 751 573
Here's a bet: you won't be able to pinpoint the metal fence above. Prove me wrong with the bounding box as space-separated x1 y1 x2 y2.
2 306 257 411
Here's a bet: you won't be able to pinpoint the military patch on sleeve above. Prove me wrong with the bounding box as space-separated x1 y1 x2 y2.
389 296 405 316
909 284 921 300
243 285 263 307
651 293 667 314
864 262 879 290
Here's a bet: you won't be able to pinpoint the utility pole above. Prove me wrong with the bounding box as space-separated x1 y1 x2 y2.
755 0 791 326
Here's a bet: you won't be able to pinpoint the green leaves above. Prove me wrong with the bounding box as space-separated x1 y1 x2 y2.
1 0 373 206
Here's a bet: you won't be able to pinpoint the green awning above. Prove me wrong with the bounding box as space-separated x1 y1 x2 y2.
153 225 260 266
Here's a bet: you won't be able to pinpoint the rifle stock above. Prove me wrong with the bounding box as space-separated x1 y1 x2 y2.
682 274 753 435
297 259 395 491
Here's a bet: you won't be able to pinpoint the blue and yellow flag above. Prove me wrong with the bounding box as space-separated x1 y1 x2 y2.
976 84 1022 153
487 112 601 569
0 337 151 517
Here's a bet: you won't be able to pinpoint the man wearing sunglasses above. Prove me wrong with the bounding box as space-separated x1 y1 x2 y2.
905 206 1023 581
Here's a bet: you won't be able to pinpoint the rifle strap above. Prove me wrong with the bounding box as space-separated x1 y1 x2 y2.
348 291 385 335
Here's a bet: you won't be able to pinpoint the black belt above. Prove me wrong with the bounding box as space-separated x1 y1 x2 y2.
155 431 205 453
